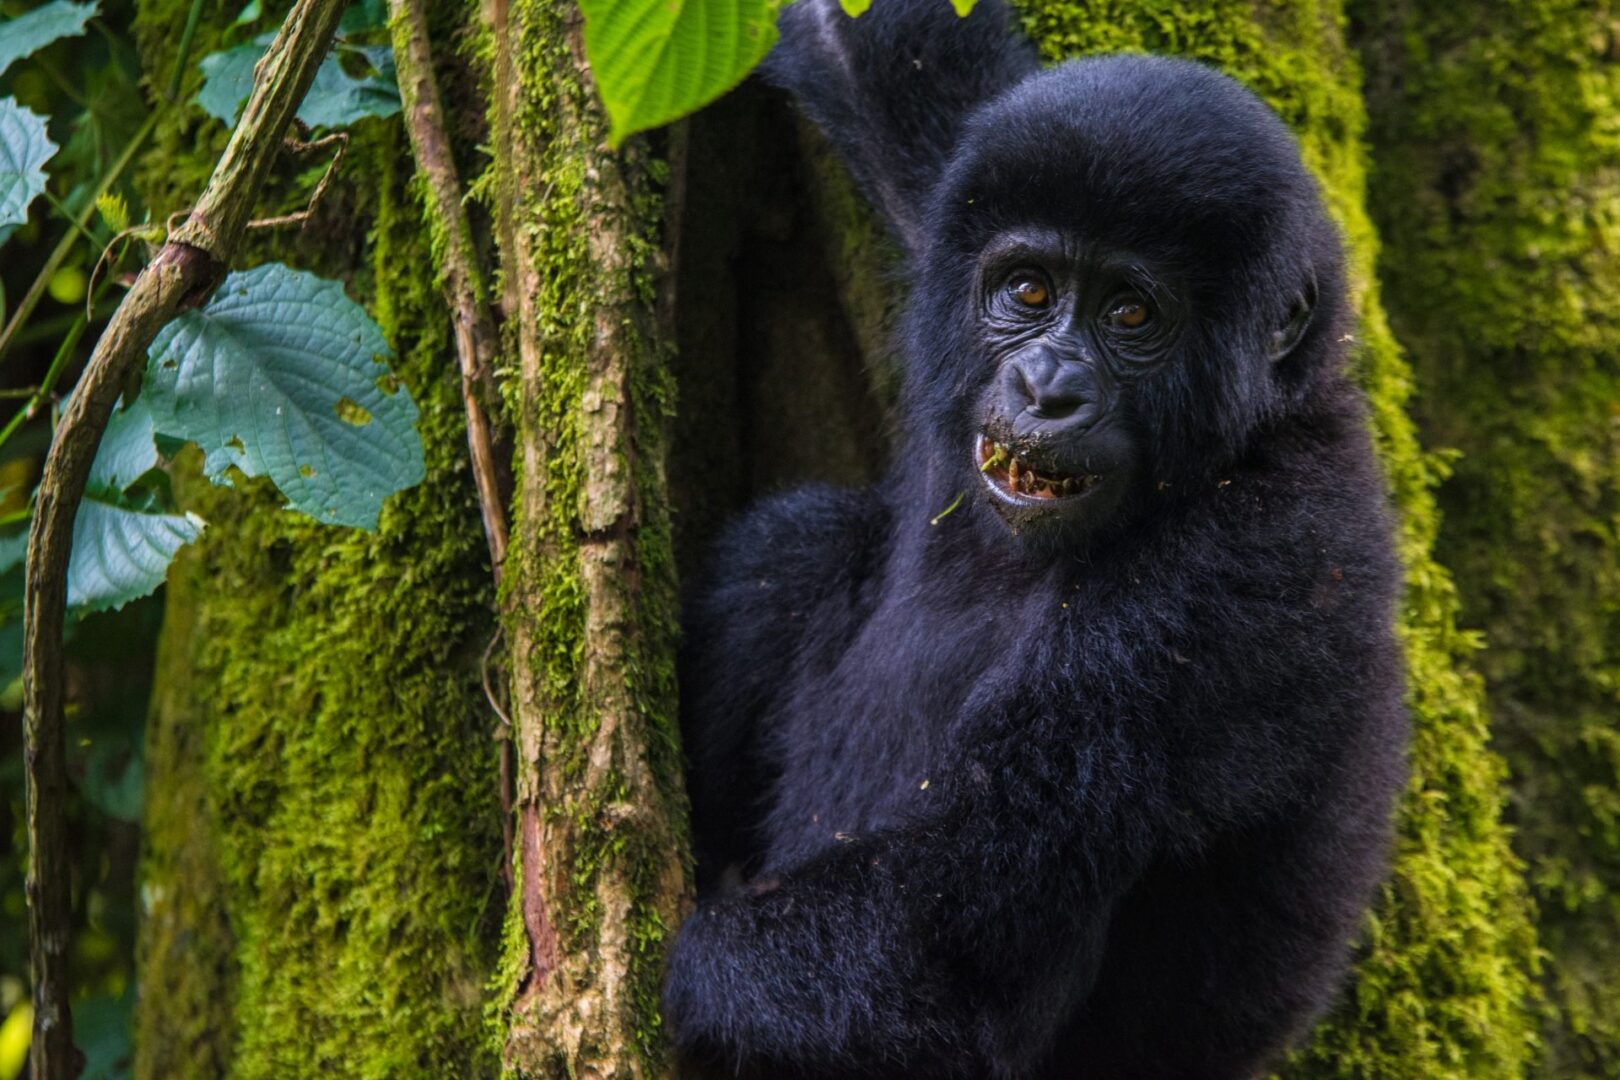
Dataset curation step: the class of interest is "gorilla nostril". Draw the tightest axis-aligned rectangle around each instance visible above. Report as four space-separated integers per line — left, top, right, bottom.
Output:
1030 393 1086 421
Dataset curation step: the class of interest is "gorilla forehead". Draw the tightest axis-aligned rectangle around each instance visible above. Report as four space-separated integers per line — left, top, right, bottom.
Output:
933 54 1327 265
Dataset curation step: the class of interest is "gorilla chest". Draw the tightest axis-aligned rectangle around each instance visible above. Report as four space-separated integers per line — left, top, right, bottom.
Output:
759 595 1017 868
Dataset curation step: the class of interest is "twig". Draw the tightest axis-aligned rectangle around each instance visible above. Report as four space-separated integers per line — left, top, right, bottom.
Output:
387 0 510 581
481 629 515 892
20 2 348 1075
247 131 348 231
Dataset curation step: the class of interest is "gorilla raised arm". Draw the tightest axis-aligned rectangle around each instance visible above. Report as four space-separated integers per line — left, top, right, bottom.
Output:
665 2 1407 1077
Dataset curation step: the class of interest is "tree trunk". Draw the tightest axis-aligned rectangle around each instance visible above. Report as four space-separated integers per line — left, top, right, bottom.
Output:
1355 0 1620 1072
131 0 1542 1074
485 1 691 1073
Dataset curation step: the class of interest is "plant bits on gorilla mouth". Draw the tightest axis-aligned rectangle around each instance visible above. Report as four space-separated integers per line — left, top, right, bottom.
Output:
976 433 1101 503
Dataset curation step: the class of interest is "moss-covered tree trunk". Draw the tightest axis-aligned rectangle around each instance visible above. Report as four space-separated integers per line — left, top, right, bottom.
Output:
1355 1 1620 1073
485 0 691 1072
133 0 1544 1075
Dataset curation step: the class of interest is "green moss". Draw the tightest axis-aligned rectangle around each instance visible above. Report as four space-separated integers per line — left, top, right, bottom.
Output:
135 556 240 1079
1354 0 1620 1072
138 122 504 1078
133 2 505 1072
1015 2 1539 1074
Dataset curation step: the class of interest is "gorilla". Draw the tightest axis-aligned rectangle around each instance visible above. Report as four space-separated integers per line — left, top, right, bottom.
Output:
663 1 1408 1076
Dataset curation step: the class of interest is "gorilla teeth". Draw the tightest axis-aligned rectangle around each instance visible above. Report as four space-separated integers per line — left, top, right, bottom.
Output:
978 435 1098 501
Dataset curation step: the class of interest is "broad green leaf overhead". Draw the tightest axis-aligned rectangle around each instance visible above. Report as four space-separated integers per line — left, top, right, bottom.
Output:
196 36 399 128
0 97 57 229
580 0 780 146
144 263 425 529
68 497 203 615
0 0 97 78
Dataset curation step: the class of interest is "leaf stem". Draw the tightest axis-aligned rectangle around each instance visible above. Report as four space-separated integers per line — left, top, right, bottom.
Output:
39 189 100 251
168 0 209 101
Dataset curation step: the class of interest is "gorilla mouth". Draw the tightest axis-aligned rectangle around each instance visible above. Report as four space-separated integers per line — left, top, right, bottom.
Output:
976 434 1101 502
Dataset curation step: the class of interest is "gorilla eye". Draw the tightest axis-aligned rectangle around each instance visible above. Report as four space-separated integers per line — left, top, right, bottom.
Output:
1107 296 1151 329
1007 274 1050 309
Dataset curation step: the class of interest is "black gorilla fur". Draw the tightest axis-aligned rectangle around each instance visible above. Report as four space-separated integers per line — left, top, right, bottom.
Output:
663 2 1408 1076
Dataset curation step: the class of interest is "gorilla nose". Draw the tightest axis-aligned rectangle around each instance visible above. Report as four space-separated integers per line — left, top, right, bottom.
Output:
1001 356 1102 435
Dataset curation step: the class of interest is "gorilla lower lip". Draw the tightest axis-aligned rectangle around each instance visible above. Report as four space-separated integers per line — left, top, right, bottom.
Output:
976 434 1099 501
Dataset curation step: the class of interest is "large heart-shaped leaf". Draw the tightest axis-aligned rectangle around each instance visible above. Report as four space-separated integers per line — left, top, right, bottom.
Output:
579 0 779 146
197 35 399 129
0 97 57 229
0 0 98 78
144 263 424 529
68 497 203 615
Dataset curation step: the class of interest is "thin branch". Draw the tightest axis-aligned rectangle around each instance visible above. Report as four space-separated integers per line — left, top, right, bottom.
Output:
21 1 348 1075
246 131 348 231
387 0 510 582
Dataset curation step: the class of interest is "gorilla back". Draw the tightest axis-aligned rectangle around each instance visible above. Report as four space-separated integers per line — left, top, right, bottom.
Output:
665 3 1407 1077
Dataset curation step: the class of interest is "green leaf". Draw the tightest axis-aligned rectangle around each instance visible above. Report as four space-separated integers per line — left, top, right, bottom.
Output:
337 0 386 34
948 0 975 14
580 0 780 146
0 97 57 229
145 263 425 529
296 44 399 128
196 35 399 128
73 988 134 1080
0 529 26 577
68 496 202 615
88 396 160 495
0 0 98 78
838 0 872 14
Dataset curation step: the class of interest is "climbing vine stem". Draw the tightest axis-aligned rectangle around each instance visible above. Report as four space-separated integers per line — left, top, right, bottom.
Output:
20 0 347 1073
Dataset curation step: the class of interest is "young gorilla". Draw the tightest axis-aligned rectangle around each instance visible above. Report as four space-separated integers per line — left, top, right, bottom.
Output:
664 2 1407 1076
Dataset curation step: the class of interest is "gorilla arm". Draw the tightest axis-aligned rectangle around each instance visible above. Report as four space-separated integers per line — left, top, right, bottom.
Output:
679 486 888 886
665 688 1160 1078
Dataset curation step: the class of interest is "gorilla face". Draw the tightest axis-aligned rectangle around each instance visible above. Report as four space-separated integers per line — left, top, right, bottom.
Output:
969 227 1182 536
908 56 1342 546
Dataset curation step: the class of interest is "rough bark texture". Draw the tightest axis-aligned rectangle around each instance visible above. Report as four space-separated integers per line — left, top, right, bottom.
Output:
1016 2 1541 1075
483 2 691 1075
1355 0 1620 1072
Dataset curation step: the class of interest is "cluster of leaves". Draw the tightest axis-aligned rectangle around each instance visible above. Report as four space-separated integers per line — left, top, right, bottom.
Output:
0 0 418 1072
0 0 418 668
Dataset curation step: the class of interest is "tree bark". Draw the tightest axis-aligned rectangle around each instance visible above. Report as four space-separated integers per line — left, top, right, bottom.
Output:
486 1 691 1074
1355 0 1620 1072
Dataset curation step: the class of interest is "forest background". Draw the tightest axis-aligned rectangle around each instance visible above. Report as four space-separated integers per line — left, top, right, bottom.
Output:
0 0 1614 1076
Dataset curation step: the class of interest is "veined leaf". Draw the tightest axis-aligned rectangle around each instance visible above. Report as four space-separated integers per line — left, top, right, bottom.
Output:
145 263 425 530
197 35 399 129
68 497 202 615
0 97 57 229
580 0 779 146
0 0 98 78
88 396 160 495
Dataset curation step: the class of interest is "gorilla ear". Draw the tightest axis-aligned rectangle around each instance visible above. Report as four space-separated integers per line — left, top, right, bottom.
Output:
1270 274 1318 363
